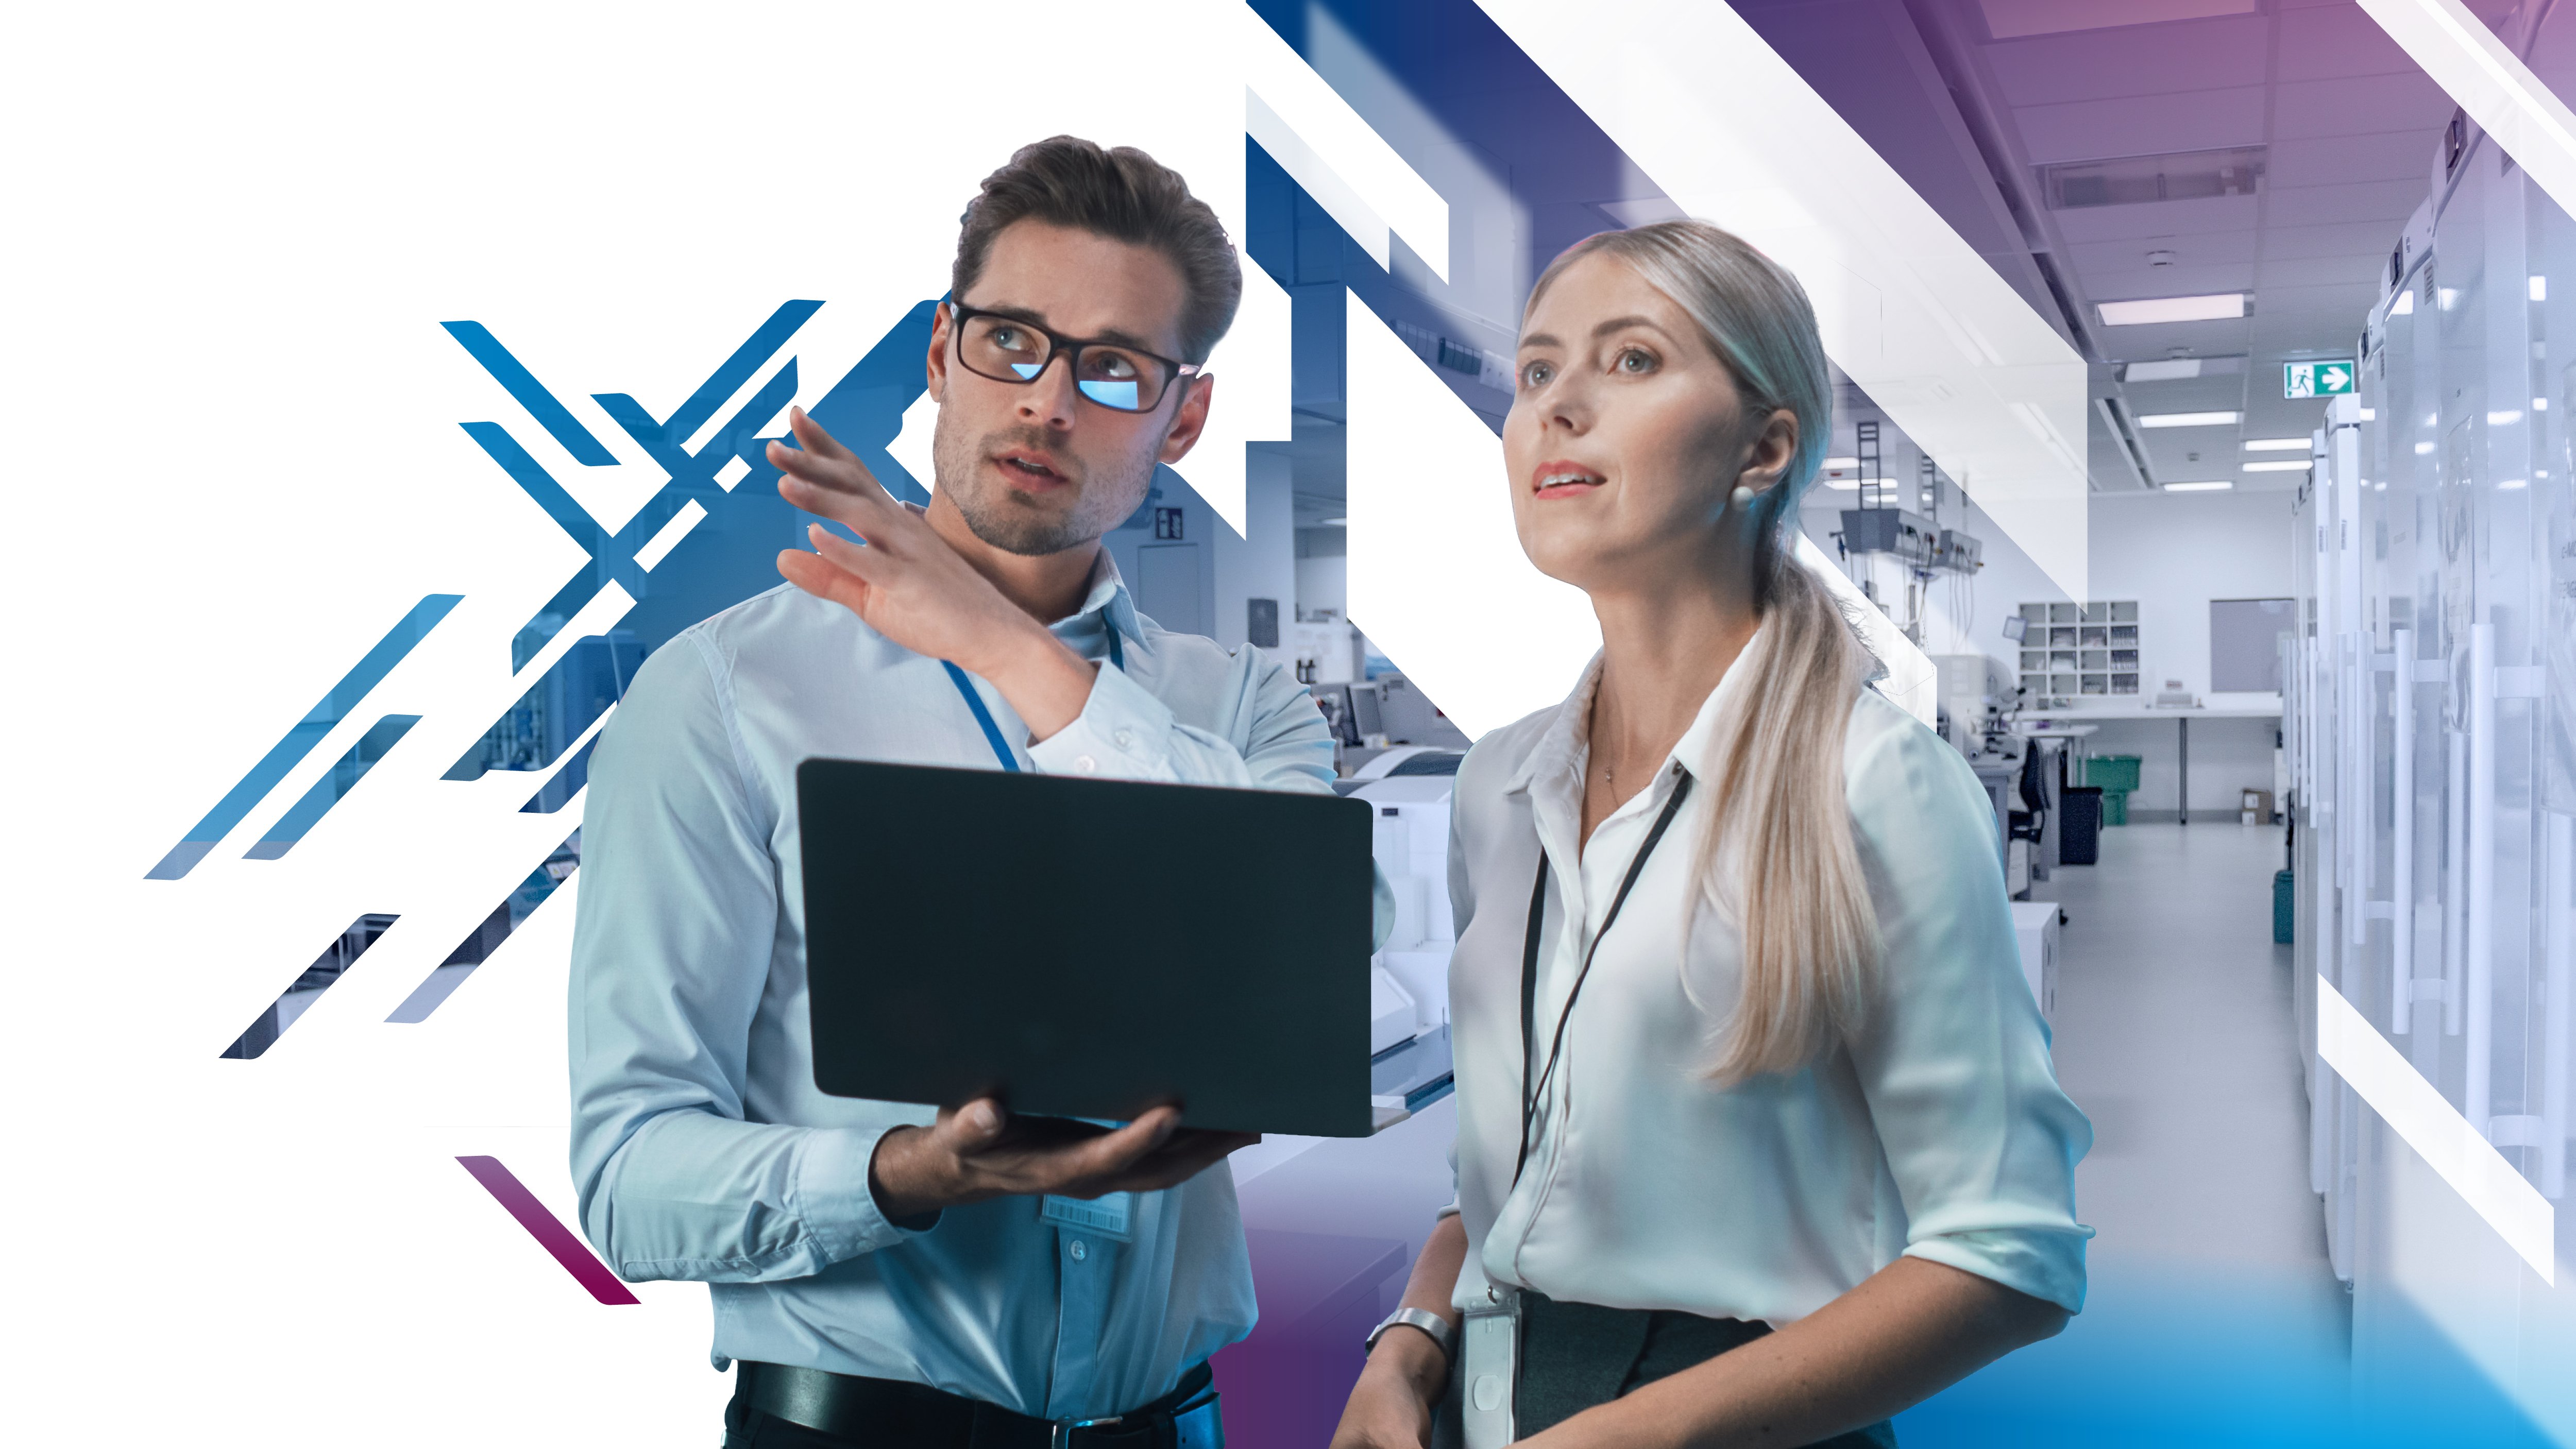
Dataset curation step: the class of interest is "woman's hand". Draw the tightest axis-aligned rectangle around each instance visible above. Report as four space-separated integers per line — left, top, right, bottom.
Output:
1332 1214 1469 1448
1328 1329 1446 1449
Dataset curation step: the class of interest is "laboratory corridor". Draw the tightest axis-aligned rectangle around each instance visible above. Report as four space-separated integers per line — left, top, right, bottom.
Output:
1897 821 2547 1448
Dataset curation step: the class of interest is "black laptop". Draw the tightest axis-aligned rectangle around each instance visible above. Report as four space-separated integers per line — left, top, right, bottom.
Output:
797 758 1379 1137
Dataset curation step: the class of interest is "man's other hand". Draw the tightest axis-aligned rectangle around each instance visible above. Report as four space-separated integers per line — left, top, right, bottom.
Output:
868 1099 1260 1222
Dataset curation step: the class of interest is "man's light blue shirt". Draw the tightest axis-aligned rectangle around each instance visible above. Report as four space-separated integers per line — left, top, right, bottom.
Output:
567 555 1354 1421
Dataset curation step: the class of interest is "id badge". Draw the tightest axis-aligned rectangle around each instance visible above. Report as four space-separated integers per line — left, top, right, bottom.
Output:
1458 1284 1519 1449
1040 1192 1134 1242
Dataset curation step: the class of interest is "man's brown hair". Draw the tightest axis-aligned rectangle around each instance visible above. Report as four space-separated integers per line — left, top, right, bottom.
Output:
953 136 1244 366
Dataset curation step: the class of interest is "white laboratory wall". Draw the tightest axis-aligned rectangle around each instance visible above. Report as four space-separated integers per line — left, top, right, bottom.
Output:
1212 449 1297 653
1103 474 1222 639
1297 551 1349 620
2088 490 2300 702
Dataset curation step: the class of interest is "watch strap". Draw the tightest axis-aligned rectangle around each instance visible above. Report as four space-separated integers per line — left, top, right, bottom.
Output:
1364 1305 1458 1363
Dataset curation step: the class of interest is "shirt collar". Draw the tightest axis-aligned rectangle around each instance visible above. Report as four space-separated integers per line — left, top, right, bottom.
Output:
1505 653 1604 799
1071 548 1143 650
1505 628 1769 797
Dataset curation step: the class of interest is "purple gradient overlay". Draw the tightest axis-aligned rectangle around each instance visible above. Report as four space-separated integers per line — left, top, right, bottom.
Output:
455 1154 640 1306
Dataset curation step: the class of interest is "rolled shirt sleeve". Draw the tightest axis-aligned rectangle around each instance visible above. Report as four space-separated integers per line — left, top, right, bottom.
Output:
568 635 928 1282
1841 706 2095 1313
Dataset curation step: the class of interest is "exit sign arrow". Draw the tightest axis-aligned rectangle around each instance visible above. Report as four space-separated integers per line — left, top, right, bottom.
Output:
2285 360 2356 398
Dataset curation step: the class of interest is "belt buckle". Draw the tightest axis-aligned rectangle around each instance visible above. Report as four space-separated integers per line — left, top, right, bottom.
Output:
1050 1412 1124 1448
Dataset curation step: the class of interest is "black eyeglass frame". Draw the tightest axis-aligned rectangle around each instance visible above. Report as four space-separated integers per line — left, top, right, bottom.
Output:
943 302 1205 415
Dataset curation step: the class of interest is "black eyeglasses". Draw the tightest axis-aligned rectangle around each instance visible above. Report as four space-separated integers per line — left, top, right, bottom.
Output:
946 302 1202 414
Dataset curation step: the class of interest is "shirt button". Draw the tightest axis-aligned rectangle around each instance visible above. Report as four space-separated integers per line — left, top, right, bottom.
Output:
1073 755 1098 773
1069 1239 1089 1262
1113 728 1134 749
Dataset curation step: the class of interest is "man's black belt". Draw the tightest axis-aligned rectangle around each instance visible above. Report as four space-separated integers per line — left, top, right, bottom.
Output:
736 1358 1221 1448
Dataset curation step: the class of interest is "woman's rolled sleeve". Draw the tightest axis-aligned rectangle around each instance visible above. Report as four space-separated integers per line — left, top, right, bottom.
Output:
1840 702 2094 1314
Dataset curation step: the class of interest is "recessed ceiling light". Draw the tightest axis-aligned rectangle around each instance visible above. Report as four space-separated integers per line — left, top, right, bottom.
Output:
2533 276 2548 301
2097 293 2249 326
2243 437 2310 451
2136 411 2243 428
2123 359 2202 382
2164 481 2233 491
1822 477 1902 491
2243 460 2311 472
1821 456 1860 470
2499 478 2529 490
2488 410 2524 425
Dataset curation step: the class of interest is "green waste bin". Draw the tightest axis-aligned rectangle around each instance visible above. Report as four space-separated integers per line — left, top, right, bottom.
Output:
2274 870 2295 944
2085 756 2141 828
2084 755 2142 791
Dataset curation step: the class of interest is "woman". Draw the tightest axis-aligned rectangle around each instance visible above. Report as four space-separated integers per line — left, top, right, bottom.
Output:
1329 222 2090 1449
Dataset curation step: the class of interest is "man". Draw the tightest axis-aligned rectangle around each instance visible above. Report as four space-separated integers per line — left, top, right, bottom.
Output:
569 137 1355 1446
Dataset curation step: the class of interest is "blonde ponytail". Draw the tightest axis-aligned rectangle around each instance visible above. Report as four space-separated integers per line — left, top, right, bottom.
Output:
1689 553 1880 1081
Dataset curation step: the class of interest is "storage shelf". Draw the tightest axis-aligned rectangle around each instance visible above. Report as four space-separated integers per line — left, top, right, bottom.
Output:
2020 601 2140 709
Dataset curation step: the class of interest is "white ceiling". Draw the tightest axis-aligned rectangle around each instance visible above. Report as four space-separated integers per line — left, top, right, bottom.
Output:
1957 0 2513 491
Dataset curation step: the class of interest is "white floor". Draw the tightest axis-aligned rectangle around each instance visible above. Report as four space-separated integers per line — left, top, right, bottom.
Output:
2038 820 2341 1287
1900 820 2355 1443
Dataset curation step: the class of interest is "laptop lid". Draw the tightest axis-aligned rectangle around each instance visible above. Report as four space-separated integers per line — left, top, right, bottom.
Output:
797 758 1378 1137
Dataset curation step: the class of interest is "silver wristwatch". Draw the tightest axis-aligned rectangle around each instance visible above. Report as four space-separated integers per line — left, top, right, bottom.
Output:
1364 1305 1458 1363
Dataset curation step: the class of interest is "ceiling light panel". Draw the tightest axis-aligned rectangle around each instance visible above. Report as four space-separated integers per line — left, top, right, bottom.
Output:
2244 460 2312 472
1981 0 2256 39
2123 359 2201 382
2137 411 2244 428
2098 294 2251 326
2040 146 2268 211
2244 437 2312 451
2164 480 2235 491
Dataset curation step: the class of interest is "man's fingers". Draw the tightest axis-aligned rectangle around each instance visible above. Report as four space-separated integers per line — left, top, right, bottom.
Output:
1059 1108 1179 1181
943 1098 1009 1153
776 549 871 612
769 442 887 505
807 523 890 577
785 404 860 463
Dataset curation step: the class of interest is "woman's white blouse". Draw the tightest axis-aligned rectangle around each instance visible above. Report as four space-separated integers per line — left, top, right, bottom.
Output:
1445 653 2093 1325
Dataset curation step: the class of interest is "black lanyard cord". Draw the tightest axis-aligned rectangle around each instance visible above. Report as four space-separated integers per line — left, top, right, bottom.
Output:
1515 768 1696 1185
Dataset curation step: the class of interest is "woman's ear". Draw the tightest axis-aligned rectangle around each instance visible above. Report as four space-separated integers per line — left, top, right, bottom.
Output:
1737 407 1799 492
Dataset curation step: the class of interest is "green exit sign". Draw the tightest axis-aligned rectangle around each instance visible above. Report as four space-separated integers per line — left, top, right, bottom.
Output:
2284 360 2354 397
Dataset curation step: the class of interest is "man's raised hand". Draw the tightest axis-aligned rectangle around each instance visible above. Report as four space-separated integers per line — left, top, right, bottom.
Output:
770 407 1038 674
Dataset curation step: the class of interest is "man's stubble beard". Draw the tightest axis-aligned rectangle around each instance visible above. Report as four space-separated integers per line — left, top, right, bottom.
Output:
929 406 1157 559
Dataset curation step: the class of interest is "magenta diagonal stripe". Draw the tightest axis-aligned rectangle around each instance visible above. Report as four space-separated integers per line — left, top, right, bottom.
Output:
455 1155 640 1305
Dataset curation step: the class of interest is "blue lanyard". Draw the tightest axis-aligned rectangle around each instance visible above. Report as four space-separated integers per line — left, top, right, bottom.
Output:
940 626 1124 773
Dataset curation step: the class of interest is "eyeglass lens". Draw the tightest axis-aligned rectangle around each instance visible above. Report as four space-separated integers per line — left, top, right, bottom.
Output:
958 313 1167 412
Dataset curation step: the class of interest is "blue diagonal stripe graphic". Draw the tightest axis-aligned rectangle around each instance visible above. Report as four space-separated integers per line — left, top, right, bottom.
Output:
147 595 461 880
654 299 822 446
442 321 618 467
460 421 612 556
244 713 422 859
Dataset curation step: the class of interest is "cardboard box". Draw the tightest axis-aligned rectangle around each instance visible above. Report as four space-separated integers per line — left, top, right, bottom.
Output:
2241 788 2275 824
